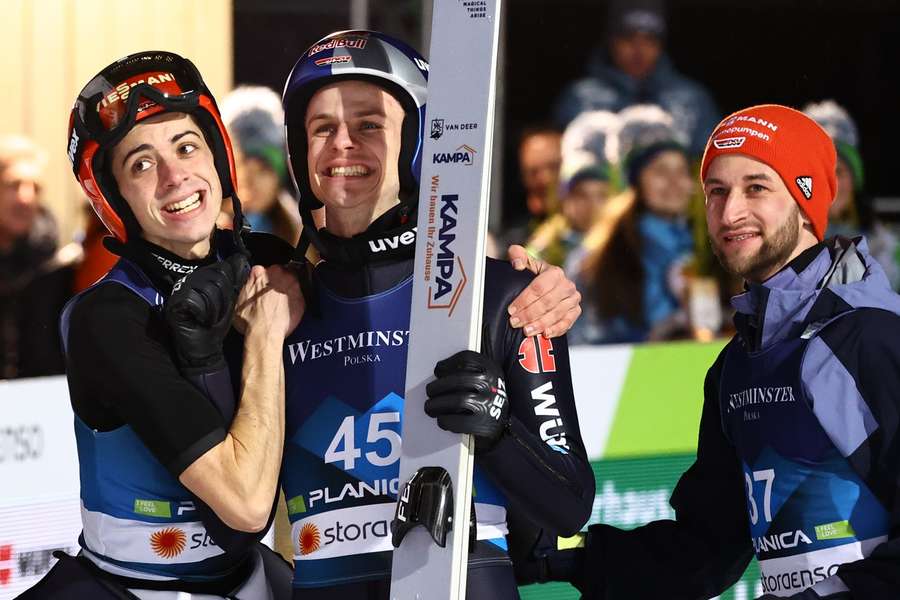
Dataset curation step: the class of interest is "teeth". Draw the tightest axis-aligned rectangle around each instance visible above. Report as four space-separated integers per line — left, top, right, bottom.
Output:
727 233 757 242
329 165 369 177
165 192 201 214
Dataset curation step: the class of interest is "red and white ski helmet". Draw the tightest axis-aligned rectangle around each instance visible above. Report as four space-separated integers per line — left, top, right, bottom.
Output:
67 51 242 243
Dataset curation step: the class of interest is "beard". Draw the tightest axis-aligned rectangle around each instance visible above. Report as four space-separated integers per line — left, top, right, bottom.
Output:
712 203 801 282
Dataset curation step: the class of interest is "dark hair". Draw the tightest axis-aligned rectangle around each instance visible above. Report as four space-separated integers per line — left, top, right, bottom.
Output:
518 124 562 148
583 189 645 325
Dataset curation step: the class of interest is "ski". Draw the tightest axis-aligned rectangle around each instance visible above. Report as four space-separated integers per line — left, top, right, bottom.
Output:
389 1 503 599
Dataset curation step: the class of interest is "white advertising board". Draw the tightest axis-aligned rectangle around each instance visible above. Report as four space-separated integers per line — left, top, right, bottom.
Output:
0 376 81 599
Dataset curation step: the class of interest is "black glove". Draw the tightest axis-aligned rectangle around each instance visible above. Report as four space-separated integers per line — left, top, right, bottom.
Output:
164 253 250 375
424 345 509 452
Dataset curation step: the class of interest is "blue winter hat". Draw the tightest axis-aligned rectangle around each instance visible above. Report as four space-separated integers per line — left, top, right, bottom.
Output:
220 85 287 181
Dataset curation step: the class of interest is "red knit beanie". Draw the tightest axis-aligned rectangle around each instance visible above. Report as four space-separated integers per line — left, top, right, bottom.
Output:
700 104 837 241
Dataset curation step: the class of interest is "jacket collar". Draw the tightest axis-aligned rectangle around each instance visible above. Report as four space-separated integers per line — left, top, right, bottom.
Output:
730 236 897 351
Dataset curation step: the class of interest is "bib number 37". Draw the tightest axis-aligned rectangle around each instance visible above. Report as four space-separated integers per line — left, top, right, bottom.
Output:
745 468 775 525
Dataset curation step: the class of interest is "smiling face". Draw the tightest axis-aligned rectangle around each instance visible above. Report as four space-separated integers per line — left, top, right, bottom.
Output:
638 149 693 219
305 80 405 237
563 178 609 233
704 154 818 283
109 112 222 259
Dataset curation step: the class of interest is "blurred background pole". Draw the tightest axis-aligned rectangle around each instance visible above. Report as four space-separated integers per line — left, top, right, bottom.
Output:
490 4 506 234
350 0 369 29
420 0 432 57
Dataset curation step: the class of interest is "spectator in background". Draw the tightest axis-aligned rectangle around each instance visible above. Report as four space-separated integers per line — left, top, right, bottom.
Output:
219 85 302 245
528 163 611 269
570 105 695 345
804 100 868 238
0 134 80 378
553 0 719 157
498 125 562 248
72 204 118 292
527 110 619 269
804 100 900 291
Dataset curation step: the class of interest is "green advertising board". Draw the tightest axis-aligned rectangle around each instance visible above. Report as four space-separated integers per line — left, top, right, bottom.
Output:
519 340 763 599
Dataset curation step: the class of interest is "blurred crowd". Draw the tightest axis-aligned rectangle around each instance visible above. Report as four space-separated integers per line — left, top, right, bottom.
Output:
495 0 900 346
3 0 899 379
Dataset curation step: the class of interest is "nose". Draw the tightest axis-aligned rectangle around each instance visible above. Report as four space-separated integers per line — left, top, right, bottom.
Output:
330 122 355 152
15 181 38 206
718 188 749 228
156 155 190 191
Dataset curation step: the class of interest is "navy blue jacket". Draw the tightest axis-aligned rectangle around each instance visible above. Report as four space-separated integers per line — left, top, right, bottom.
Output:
574 237 900 599
553 52 719 156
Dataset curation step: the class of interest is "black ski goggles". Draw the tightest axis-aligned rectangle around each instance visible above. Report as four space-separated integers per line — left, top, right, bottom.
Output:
70 51 214 164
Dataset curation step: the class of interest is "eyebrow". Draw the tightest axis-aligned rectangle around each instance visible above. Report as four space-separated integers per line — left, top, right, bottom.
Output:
119 129 202 167
704 173 774 186
306 109 387 126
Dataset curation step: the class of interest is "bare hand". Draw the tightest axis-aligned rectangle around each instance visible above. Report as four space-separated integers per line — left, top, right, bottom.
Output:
506 244 582 339
234 265 305 338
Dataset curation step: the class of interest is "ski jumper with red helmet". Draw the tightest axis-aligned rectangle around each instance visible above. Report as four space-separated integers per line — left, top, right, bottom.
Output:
56 52 281 595
67 50 245 245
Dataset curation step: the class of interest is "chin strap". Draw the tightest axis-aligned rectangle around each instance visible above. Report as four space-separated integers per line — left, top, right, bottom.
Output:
295 203 418 268
227 190 251 259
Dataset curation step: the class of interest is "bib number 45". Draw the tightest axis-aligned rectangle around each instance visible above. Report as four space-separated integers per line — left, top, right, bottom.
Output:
325 412 402 470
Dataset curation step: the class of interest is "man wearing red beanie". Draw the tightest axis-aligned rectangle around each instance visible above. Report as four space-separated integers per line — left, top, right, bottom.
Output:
520 105 900 599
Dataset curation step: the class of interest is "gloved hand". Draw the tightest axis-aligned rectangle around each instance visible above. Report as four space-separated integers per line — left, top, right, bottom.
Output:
164 253 250 375
424 346 509 452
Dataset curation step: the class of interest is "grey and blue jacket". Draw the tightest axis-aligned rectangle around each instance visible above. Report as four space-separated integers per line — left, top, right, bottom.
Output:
573 237 900 599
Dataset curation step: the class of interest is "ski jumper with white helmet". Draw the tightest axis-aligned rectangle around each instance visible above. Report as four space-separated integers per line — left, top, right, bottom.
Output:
283 30 426 266
278 31 595 598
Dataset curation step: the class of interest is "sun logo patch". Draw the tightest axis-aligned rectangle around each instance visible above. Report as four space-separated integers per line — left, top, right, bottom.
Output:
299 523 321 555
150 527 187 559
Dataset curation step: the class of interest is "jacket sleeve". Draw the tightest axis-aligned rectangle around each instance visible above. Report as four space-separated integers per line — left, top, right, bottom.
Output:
476 259 596 537
65 285 228 477
814 309 900 599
574 346 754 599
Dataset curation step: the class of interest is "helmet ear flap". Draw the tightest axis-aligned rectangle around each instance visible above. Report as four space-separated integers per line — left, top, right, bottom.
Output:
393 87 423 206
93 154 143 240
285 115 324 212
